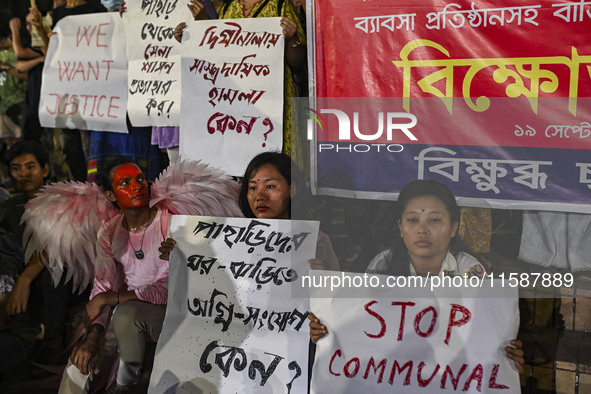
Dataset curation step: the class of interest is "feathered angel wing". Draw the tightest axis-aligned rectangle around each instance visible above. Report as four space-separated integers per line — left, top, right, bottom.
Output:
150 160 243 217
22 182 119 293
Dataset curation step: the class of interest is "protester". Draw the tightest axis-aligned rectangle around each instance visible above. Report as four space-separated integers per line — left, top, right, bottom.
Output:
171 0 306 165
159 151 340 271
308 180 525 372
121 0 218 165
59 161 168 393
224 0 306 166
240 151 340 270
56 159 241 393
0 141 87 375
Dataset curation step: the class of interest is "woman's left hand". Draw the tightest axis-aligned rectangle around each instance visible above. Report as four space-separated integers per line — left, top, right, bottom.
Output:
173 23 186 43
159 238 177 260
308 313 328 343
280 17 297 40
505 339 525 374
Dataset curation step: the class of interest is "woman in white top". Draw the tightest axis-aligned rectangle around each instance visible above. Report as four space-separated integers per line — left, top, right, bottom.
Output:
309 180 524 371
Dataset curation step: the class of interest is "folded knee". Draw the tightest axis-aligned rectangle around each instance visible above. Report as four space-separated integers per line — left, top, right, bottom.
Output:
111 302 143 331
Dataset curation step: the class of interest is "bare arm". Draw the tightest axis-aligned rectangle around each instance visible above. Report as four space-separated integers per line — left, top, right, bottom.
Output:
0 61 27 80
15 55 45 73
81 289 138 326
6 253 44 315
9 18 38 60
280 17 306 68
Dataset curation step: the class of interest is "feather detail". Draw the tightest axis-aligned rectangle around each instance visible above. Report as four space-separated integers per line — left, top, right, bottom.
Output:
21 182 119 293
150 160 243 218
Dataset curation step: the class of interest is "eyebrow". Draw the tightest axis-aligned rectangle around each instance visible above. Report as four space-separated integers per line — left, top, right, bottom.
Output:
404 210 445 215
11 161 37 167
249 177 277 183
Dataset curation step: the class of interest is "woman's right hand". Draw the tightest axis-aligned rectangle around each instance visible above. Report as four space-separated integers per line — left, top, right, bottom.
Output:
308 313 328 343
119 0 126 17
159 237 177 260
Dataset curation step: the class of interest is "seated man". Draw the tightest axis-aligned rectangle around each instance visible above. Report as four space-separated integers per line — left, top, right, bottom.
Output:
0 140 84 372
59 161 169 393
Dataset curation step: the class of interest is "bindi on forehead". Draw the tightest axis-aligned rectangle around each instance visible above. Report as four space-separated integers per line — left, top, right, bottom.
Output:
405 209 445 215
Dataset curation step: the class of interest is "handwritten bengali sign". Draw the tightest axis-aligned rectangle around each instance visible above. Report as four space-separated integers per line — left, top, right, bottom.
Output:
309 272 520 393
179 18 284 176
122 0 191 126
149 216 318 394
39 13 128 132
311 0 591 212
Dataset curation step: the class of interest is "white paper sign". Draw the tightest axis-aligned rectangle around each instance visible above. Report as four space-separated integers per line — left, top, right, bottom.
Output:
310 272 520 394
179 18 284 175
123 0 191 126
149 216 318 394
39 14 128 132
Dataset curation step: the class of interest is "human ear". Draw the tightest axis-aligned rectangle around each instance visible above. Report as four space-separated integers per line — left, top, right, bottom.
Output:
41 164 50 178
289 183 296 199
106 190 117 203
398 219 403 238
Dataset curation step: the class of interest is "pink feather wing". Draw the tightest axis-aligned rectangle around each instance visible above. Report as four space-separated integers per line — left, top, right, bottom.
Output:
150 160 243 218
22 182 119 293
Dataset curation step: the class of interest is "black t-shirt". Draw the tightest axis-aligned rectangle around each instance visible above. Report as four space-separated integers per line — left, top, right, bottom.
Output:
52 1 108 28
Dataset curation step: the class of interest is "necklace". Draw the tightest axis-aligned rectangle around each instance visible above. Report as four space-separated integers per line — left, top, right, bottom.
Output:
126 210 152 260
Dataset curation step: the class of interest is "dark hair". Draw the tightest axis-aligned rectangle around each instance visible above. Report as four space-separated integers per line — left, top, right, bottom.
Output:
95 157 139 193
5 140 50 169
238 152 294 218
384 180 471 275
396 180 460 224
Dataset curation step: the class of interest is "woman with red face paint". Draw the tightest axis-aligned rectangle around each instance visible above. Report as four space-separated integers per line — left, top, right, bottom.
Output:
17 157 241 393
59 161 170 394
308 180 525 374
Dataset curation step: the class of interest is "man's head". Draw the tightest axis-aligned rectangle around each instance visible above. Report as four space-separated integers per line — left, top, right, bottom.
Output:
104 162 149 210
5 141 50 199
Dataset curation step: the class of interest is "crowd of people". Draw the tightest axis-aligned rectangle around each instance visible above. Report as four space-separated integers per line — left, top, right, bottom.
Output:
0 0 529 393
